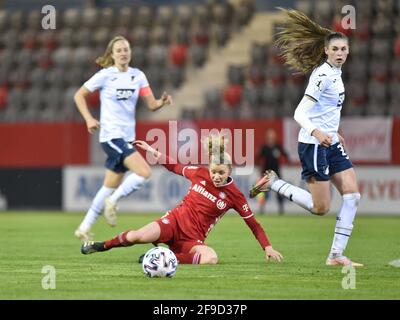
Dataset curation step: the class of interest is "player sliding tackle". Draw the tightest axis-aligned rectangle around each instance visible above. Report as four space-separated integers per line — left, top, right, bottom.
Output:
81 135 283 264
250 8 363 267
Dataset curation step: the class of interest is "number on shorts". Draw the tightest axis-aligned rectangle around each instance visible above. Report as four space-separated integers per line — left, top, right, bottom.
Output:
337 144 349 159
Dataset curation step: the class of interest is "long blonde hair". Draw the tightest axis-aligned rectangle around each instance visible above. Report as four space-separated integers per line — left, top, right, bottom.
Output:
202 134 232 169
274 8 347 74
95 36 130 68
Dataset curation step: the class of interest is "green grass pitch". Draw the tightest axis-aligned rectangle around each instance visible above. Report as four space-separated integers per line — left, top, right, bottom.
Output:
0 212 399 300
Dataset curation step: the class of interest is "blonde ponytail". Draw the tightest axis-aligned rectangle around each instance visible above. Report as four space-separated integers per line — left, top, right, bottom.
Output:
203 134 232 167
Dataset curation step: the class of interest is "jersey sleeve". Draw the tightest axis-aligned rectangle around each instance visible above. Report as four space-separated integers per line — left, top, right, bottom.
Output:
233 188 271 249
137 71 151 97
304 71 331 101
160 155 199 180
83 70 107 92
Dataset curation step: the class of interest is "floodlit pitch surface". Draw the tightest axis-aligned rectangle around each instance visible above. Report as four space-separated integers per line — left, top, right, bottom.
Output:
0 212 399 299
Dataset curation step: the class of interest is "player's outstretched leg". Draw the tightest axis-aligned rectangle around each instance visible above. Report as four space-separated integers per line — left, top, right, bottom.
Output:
81 241 108 255
250 170 315 213
249 170 278 198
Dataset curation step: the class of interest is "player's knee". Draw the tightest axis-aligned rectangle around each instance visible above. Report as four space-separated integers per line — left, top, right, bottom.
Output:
126 230 137 242
137 167 151 179
313 205 330 216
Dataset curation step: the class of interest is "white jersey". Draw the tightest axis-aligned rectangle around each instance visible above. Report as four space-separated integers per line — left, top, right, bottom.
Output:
84 66 149 143
298 61 345 145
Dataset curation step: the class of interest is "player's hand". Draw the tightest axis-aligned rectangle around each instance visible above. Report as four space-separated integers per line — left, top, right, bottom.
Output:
159 92 172 107
86 118 100 134
312 129 332 148
132 140 150 151
265 246 283 262
133 140 161 159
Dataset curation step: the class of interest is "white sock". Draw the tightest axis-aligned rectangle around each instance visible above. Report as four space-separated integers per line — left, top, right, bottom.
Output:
79 186 115 231
329 193 361 257
271 179 314 213
107 173 147 204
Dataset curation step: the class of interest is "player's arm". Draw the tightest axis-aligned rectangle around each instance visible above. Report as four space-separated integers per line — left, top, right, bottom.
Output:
294 95 332 147
133 140 195 177
141 87 173 111
74 86 100 134
235 196 283 262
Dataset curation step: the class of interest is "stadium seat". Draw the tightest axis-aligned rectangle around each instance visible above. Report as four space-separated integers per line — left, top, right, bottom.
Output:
38 31 58 50
157 6 173 28
204 87 222 110
222 83 243 109
369 59 389 83
45 67 65 89
242 83 263 107
0 10 9 33
148 44 168 67
137 6 154 28
0 86 8 110
10 10 24 31
100 8 115 29
189 44 208 67
131 45 147 69
0 48 15 70
81 7 99 29
166 65 185 88
370 37 392 59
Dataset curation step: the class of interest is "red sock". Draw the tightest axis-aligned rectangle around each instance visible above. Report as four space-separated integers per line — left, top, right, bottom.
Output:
175 252 201 264
104 230 133 249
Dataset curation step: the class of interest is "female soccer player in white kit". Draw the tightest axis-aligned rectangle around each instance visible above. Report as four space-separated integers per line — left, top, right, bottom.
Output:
74 36 172 241
250 9 363 267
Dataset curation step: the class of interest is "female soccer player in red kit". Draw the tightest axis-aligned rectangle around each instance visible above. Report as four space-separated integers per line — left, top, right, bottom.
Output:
81 135 283 264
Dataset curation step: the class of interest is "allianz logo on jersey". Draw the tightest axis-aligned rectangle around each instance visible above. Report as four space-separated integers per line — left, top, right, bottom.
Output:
192 184 227 209
116 88 135 100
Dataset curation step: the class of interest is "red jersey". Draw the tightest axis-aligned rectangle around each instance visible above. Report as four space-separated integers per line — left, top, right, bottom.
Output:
162 156 271 250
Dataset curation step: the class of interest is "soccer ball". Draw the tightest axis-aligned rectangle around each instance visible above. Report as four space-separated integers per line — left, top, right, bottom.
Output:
142 246 178 278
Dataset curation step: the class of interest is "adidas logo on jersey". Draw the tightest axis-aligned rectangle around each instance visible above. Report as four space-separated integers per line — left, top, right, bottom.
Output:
200 180 206 186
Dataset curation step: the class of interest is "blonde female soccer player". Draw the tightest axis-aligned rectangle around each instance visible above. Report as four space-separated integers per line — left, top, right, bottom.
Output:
74 36 172 241
81 135 283 264
250 9 363 267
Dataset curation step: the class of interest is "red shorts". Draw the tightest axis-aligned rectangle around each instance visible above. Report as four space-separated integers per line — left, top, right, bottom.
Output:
155 212 205 254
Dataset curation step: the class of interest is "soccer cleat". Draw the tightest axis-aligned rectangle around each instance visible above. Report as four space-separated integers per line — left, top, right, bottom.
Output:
74 228 94 241
81 241 106 255
326 255 364 267
249 170 278 198
104 197 118 227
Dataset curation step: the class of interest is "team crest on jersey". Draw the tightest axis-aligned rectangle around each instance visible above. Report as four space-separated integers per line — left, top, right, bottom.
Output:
216 199 226 210
162 218 170 224
219 192 226 199
116 88 135 100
